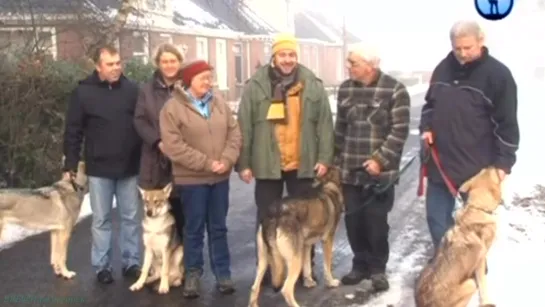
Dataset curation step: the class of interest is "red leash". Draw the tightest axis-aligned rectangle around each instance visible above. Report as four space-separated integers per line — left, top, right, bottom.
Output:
418 145 461 201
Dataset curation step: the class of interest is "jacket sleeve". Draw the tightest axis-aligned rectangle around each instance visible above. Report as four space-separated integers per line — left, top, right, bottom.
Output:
493 70 519 173
419 66 440 133
334 81 349 164
372 85 411 169
235 83 253 172
317 86 334 166
134 85 161 148
220 105 242 169
159 100 212 172
62 87 85 172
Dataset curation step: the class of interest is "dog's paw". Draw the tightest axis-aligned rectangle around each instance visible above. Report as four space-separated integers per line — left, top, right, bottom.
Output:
303 278 317 288
129 282 144 292
61 270 76 279
326 278 340 288
157 282 170 294
479 304 495 307
172 278 182 287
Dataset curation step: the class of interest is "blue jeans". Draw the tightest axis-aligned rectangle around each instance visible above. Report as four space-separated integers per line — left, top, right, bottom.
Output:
178 179 231 280
88 175 142 272
425 180 466 249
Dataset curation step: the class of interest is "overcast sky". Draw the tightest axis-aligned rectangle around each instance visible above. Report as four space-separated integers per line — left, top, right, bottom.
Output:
298 0 543 71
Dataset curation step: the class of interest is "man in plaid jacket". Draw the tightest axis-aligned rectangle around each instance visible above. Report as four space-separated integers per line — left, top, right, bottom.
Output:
334 44 411 291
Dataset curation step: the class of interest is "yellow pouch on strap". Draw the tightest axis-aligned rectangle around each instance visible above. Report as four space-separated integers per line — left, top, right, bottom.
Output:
266 101 285 120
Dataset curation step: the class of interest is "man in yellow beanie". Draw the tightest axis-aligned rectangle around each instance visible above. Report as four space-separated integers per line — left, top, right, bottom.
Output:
236 33 334 285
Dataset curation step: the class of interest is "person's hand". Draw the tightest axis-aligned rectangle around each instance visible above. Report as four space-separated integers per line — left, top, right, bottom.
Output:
239 169 253 183
211 161 225 173
363 159 381 176
314 163 328 177
422 131 434 147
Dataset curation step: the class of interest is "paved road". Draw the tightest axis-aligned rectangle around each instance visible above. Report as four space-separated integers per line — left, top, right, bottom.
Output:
0 94 426 307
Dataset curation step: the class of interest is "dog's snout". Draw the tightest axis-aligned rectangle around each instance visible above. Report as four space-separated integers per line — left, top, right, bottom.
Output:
146 210 153 217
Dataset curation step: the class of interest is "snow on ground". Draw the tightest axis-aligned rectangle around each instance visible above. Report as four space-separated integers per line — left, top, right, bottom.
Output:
358 75 545 306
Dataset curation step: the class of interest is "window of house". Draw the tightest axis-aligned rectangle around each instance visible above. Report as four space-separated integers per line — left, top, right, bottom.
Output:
302 45 311 68
196 37 208 61
0 27 57 61
336 48 343 82
158 33 173 45
263 42 272 62
233 43 243 84
313 46 320 76
215 39 228 90
132 31 149 64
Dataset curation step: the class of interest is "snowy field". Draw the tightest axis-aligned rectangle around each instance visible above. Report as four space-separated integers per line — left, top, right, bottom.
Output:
358 75 545 306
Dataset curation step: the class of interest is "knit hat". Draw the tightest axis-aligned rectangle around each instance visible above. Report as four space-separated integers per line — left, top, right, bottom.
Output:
272 33 298 56
180 59 213 86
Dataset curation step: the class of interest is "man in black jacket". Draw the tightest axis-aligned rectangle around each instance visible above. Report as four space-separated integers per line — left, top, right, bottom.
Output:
63 46 143 284
420 20 519 249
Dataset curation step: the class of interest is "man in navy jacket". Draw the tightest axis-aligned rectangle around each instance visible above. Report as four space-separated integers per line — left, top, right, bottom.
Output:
63 46 142 284
419 20 519 249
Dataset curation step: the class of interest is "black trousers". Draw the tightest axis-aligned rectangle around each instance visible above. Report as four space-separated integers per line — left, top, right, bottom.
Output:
169 196 185 242
254 171 315 262
343 184 395 274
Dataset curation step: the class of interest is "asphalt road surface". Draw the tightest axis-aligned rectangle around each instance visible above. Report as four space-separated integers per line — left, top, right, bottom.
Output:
0 94 426 307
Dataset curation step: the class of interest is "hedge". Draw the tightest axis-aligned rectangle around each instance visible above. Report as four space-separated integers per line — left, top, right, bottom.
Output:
0 58 155 188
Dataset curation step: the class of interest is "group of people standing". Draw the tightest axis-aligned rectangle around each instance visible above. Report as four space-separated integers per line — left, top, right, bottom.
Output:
61 19 519 301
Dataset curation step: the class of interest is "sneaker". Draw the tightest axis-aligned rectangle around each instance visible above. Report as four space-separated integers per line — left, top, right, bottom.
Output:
217 278 236 295
370 273 389 292
341 269 370 285
122 265 141 280
183 270 201 299
97 269 114 284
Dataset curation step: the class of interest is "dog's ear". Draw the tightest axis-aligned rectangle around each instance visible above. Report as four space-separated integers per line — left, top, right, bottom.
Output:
137 186 146 197
162 183 173 196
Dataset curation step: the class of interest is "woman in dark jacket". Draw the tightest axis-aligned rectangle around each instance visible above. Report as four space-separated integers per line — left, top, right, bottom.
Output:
134 43 185 238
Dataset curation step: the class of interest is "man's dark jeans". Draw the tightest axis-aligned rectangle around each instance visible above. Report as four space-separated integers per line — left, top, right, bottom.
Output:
343 184 395 275
178 179 231 280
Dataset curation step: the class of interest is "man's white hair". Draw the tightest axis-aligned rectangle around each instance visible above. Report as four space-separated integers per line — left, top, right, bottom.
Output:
347 43 381 68
449 20 484 41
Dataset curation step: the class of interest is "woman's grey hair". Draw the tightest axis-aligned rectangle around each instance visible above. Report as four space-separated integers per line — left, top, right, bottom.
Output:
347 43 381 68
449 20 484 41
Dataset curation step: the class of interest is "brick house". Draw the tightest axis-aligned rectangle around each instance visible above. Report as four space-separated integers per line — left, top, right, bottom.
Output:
0 0 361 100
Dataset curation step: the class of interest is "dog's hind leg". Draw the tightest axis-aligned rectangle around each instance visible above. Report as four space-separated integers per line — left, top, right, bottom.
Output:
249 226 269 307
278 232 303 307
56 229 76 279
302 244 316 288
322 236 340 288
130 248 154 291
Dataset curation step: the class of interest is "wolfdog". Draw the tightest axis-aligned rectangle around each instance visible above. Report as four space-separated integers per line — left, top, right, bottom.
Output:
249 167 344 307
415 167 502 307
0 161 88 279
129 183 184 294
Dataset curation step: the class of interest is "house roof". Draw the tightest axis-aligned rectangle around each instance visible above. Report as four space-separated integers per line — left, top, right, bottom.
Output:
298 10 362 44
188 0 276 34
0 0 118 14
